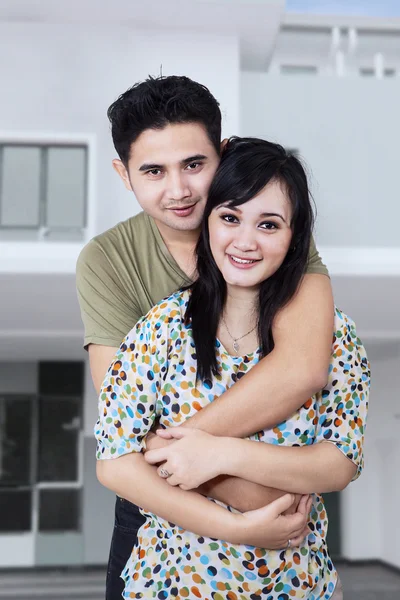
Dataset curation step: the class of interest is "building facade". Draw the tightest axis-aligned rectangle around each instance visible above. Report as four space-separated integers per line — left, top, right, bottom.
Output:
0 0 399 570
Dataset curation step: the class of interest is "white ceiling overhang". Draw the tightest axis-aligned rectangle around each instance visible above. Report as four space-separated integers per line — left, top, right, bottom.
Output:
0 0 285 71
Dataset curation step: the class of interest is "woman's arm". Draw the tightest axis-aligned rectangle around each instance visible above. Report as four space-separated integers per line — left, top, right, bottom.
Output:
181 274 333 437
217 439 356 493
147 429 355 493
95 302 311 548
97 453 311 549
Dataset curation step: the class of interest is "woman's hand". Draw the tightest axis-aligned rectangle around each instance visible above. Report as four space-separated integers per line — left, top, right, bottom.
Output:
231 493 312 549
144 427 224 489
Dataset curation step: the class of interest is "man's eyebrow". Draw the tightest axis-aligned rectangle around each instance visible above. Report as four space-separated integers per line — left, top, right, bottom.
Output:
139 154 208 172
139 162 163 172
181 154 208 165
221 205 287 223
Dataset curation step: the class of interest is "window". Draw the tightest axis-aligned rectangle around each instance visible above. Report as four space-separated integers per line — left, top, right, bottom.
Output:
360 67 396 77
0 143 88 241
0 362 84 534
280 65 318 75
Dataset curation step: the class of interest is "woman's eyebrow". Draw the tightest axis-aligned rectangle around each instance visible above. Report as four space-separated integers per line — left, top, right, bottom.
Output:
221 205 287 224
260 212 286 223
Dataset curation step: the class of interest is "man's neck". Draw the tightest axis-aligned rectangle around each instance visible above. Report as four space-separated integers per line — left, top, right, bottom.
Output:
154 218 200 279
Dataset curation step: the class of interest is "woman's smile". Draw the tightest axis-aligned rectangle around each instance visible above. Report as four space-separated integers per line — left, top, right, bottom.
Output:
227 254 262 269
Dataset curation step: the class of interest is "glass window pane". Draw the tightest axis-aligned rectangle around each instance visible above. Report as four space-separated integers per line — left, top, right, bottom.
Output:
39 489 80 532
39 361 84 396
281 65 317 75
38 397 81 482
0 146 41 227
0 489 31 532
0 395 32 486
46 147 86 230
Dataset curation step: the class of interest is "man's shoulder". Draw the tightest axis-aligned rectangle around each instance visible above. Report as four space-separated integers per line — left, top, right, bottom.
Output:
77 212 150 268
90 212 149 251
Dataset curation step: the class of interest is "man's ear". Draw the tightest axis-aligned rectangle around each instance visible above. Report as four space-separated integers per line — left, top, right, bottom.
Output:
220 138 229 155
112 159 133 191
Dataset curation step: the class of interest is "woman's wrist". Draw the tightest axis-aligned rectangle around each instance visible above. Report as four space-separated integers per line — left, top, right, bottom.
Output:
217 510 243 544
216 437 242 477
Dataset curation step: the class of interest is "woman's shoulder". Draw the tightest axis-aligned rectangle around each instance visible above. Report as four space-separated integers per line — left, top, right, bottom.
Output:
332 306 369 367
135 288 191 333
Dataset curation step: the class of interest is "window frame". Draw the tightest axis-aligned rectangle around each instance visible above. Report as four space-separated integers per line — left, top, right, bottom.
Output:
0 132 96 243
0 392 84 535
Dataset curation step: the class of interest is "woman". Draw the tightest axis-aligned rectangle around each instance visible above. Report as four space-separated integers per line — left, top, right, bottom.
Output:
96 137 369 599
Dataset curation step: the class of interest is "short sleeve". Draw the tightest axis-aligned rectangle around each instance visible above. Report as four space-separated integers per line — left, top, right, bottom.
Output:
94 316 164 459
76 240 142 349
314 308 370 480
306 236 329 277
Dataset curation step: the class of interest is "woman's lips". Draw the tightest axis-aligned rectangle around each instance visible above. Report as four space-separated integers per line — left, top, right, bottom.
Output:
227 254 261 269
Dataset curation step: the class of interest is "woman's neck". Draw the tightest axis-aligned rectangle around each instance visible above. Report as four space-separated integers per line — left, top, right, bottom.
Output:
224 285 259 319
218 285 259 356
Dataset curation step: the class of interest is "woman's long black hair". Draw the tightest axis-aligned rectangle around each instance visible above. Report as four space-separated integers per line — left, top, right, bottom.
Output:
185 137 314 381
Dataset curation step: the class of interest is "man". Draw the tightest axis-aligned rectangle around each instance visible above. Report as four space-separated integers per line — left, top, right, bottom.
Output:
76 75 333 599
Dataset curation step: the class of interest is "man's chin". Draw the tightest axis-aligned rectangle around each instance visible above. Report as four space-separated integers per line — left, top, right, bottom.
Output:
162 214 203 233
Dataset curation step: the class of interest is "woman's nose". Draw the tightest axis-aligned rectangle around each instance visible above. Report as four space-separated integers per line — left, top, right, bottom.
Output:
233 228 257 251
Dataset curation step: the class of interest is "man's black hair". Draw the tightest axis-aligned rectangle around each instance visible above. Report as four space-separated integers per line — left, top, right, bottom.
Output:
107 75 222 165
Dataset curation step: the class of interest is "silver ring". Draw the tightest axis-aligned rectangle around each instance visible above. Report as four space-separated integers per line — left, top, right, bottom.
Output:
287 539 292 548
159 467 171 478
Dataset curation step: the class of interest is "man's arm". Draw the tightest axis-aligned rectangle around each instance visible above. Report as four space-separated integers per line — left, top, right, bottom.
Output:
89 344 118 393
146 308 369 497
145 273 333 511
182 274 333 437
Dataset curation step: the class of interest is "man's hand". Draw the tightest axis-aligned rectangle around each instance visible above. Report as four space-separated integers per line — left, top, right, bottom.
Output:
232 493 312 549
144 427 223 490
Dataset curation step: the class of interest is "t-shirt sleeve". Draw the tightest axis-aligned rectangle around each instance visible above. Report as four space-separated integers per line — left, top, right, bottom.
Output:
314 308 370 481
306 236 329 277
94 316 163 459
76 240 142 349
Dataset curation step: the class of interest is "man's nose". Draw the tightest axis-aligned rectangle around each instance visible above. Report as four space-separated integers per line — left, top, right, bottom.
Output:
166 172 191 201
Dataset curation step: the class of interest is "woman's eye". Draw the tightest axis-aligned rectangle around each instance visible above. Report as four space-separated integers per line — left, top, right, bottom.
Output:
221 214 238 224
260 221 278 230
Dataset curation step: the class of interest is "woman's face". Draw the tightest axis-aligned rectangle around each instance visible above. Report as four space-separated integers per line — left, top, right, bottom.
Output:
208 179 293 291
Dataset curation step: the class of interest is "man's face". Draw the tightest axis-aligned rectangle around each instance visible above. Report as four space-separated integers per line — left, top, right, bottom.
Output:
113 123 220 234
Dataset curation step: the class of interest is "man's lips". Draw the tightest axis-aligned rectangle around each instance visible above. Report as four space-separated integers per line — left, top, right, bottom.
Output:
167 203 197 217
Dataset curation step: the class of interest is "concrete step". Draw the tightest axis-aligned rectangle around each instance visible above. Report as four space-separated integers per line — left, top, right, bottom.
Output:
0 570 106 599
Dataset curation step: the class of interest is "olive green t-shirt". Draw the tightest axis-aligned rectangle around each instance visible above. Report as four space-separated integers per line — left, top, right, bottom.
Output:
76 212 328 348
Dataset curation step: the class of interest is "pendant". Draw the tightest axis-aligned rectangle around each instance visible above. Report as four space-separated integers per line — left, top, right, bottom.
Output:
233 341 239 354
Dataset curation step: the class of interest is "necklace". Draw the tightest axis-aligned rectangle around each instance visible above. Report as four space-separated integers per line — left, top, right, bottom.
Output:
221 316 257 355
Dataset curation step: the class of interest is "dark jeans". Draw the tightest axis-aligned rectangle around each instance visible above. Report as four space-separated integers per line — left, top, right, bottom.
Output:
106 497 146 600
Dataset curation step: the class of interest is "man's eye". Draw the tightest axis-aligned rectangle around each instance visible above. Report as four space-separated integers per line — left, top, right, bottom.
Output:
186 162 201 171
221 214 238 223
147 169 162 176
